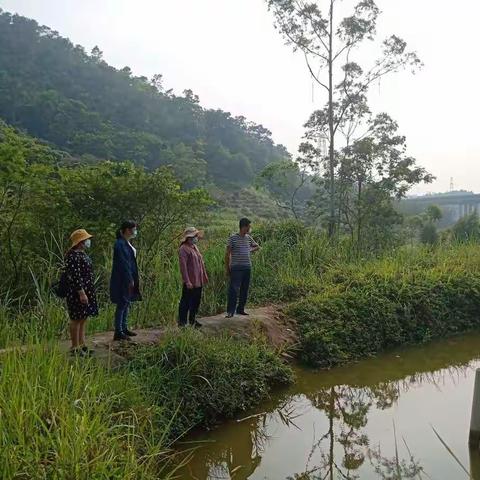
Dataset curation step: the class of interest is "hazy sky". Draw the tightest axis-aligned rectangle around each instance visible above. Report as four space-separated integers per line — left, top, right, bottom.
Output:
1 0 479 194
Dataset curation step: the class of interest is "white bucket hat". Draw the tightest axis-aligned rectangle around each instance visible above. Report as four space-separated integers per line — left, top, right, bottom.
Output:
180 227 204 243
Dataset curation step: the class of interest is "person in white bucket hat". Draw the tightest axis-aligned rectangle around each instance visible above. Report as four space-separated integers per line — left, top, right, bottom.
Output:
178 227 208 327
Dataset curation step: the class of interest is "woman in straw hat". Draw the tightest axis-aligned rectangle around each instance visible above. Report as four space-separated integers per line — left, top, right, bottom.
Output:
65 228 98 356
178 227 208 328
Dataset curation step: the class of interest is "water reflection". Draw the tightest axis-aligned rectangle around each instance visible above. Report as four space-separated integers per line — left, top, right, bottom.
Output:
181 398 298 479
179 333 480 479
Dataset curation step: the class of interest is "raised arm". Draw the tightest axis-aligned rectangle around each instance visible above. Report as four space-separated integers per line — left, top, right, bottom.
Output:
250 235 260 252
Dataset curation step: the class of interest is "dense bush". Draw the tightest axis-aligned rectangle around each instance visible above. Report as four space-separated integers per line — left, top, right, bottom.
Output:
128 329 293 438
419 222 438 245
452 212 480 242
253 219 309 246
287 245 480 367
0 121 211 296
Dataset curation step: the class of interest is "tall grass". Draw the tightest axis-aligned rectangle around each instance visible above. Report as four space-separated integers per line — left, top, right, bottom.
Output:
0 332 293 479
129 329 294 439
0 344 176 479
1 219 479 477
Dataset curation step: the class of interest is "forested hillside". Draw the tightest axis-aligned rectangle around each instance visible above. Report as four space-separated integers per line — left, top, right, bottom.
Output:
0 9 289 188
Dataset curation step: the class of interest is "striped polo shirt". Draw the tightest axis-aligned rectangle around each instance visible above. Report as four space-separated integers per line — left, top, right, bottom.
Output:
228 233 259 268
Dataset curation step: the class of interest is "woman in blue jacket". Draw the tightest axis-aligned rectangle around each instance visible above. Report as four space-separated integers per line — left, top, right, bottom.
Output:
110 220 141 341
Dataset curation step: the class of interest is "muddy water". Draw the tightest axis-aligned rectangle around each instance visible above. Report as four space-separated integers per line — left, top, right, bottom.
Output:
178 333 480 479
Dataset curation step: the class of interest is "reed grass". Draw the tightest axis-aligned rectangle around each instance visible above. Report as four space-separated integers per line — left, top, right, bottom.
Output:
129 329 294 439
0 344 175 479
287 242 480 366
0 330 292 479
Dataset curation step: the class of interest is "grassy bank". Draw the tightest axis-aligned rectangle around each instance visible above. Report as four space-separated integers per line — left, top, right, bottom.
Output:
287 243 480 367
0 219 341 348
0 331 292 479
129 330 293 439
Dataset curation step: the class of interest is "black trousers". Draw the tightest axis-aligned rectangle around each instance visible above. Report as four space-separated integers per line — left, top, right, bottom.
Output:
227 268 251 315
178 285 202 326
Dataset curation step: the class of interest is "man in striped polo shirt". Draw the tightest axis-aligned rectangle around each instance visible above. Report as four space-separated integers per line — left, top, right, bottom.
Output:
225 218 260 318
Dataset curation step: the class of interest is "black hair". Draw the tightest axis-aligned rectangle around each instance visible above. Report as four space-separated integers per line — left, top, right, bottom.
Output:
116 220 137 239
239 218 251 229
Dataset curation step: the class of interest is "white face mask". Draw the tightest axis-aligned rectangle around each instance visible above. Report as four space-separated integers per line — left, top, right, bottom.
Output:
131 229 138 239
84 239 92 248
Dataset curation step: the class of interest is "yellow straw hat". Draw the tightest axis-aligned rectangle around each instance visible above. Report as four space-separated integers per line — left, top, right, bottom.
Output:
70 229 93 248
180 227 204 244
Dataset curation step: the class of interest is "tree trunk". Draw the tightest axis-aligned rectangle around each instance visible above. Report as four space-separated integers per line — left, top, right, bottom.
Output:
327 0 336 238
356 179 362 254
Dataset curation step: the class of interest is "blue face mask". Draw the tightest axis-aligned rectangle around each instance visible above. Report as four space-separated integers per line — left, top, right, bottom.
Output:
131 229 138 239
192 237 199 245
84 239 92 248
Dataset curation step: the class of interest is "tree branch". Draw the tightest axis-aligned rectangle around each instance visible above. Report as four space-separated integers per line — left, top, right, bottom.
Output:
304 53 329 91
295 0 330 52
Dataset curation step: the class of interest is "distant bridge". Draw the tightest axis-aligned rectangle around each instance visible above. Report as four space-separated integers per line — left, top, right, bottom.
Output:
403 193 480 221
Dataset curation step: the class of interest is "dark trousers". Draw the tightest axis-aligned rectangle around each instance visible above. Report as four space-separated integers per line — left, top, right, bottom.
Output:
178 285 203 326
227 268 251 315
114 300 130 334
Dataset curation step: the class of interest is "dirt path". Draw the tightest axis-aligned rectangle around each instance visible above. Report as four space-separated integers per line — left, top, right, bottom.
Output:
89 306 296 347
0 307 297 366
52 306 297 365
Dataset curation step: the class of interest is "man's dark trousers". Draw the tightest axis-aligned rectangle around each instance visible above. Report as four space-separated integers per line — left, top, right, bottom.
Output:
227 267 251 315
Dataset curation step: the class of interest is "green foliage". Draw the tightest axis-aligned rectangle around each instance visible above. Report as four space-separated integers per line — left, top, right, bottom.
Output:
211 186 286 221
0 10 289 189
452 212 480 242
287 244 480 366
0 345 173 479
402 204 443 246
0 333 291 478
419 222 438 245
256 160 316 220
335 114 433 250
425 204 443 223
0 121 212 295
128 330 293 438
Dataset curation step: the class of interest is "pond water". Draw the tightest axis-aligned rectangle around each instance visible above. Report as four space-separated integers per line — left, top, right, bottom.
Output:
178 333 480 479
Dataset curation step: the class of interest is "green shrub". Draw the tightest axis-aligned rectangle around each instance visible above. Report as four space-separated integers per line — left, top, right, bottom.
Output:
420 222 439 245
287 246 480 367
452 212 480 242
128 329 294 438
254 219 308 246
